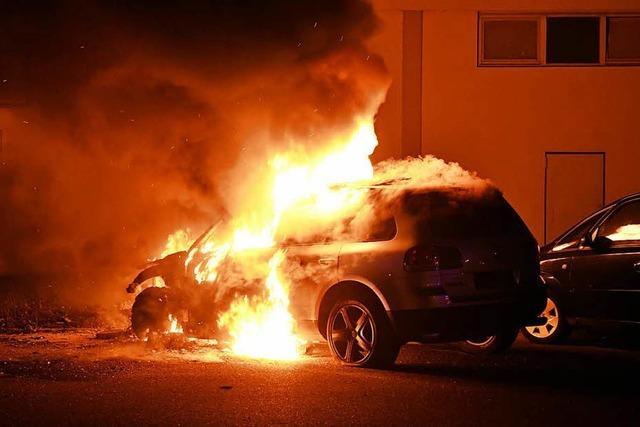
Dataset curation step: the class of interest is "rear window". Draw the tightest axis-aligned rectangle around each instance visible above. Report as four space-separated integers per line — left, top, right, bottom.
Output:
403 191 526 238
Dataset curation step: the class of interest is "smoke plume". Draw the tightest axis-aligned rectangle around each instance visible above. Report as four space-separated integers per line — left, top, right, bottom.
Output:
0 0 387 319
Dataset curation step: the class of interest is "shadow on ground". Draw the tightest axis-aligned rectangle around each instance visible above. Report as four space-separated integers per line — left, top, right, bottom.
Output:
394 335 640 394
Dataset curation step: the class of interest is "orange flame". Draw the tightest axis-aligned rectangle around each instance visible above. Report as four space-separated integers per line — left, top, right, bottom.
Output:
217 250 301 360
185 114 380 360
154 99 495 360
160 229 193 259
167 314 184 334
158 102 492 361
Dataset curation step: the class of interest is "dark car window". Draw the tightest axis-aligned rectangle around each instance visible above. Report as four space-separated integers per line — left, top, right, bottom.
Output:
551 210 604 252
597 200 640 244
361 216 397 242
403 191 526 238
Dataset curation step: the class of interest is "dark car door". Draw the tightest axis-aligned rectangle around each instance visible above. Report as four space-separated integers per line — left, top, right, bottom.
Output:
569 200 640 322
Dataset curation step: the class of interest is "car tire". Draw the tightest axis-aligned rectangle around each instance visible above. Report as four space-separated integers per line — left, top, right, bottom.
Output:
131 287 170 339
521 296 569 344
459 326 519 355
326 293 400 368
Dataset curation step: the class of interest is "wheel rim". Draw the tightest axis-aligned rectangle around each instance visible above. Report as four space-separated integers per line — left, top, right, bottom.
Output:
328 304 375 364
525 298 560 338
466 336 495 346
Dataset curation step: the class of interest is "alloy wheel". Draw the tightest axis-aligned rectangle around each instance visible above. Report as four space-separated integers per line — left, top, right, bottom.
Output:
328 304 376 364
525 298 560 339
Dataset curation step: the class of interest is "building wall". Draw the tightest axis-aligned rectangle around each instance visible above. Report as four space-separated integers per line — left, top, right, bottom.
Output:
369 0 640 243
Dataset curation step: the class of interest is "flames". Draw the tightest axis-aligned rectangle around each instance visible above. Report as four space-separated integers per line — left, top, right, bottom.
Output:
217 250 300 360
167 314 184 334
159 229 194 259
152 103 490 361
173 114 380 360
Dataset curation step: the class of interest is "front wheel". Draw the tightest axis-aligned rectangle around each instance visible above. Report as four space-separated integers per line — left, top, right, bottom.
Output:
326 294 400 368
131 287 171 339
521 297 569 344
459 326 519 355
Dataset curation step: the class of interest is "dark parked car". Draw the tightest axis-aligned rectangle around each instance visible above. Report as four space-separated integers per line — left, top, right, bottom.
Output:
523 192 640 343
130 187 546 367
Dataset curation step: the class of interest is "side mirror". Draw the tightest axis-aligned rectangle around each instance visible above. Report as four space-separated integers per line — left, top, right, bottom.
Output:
540 242 554 254
589 235 613 252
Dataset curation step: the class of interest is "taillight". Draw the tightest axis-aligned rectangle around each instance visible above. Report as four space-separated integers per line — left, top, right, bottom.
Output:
403 245 462 272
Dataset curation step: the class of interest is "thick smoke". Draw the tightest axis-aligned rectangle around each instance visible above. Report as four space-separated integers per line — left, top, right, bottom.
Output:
0 1 387 320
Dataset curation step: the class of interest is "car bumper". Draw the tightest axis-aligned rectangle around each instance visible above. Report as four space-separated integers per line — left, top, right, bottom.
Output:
389 286 546 342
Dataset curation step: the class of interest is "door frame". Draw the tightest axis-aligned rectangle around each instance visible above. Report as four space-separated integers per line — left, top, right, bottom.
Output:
544 151 606 244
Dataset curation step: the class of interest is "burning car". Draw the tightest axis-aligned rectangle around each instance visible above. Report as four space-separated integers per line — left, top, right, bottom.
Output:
127 184 546 368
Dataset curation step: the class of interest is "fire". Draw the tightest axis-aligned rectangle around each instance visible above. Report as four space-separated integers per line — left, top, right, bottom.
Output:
167 314 183 334
149 229 195 288
160 229 193 259
217 250 301 360
184 114 380 360
152 104 491 361
152 100 490 361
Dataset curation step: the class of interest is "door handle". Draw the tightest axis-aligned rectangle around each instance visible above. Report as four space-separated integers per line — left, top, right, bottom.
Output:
318 257 337 266
634 261 640 273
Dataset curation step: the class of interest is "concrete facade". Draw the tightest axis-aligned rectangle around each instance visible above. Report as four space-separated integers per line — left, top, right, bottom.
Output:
369 0 640 243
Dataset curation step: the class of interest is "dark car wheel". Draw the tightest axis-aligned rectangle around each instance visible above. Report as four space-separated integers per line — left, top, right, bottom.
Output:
131 287 170 339
459 326 519 355
326 294 400 368
521 297 569 344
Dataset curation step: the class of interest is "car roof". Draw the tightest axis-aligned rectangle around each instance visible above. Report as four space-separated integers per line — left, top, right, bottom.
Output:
613 192 640 204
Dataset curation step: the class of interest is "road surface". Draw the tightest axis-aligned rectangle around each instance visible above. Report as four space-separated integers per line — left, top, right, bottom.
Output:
0 330 638 426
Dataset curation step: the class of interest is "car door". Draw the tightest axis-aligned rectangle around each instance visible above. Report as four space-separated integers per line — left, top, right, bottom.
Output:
569 199 640 322
541 206 612 316
283 240 341 335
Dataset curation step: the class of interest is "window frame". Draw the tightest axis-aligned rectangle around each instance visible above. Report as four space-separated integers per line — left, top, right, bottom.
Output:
478 12 640 67
478 14 543 65
545 15 602 65
605 14 640 65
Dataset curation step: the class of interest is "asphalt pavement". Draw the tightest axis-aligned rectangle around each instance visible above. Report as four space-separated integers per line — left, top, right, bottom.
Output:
0 330 638 426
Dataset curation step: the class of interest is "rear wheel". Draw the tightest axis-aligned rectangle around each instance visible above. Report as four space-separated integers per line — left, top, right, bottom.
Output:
521 297 569 344
131 287 170 339
459 326 519 355
326 294 400 368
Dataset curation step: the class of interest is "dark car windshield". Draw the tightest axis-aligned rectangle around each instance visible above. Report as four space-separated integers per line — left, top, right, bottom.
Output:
549 204 614 252
403 190 527 238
